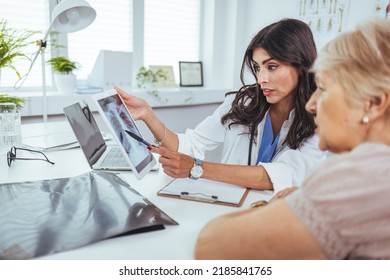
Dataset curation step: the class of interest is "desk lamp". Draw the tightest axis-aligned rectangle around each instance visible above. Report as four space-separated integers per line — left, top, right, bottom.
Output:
15 0 96 122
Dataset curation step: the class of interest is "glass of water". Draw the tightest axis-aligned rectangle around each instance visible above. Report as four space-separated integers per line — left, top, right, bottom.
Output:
0 102 22 152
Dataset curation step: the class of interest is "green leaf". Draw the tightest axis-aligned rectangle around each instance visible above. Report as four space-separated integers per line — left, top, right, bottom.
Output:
0 19 40 77
0 94 26 110
47 56 79 74
136 66 168 88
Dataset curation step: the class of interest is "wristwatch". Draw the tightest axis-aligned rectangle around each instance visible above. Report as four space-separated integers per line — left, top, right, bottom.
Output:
189 158 203 180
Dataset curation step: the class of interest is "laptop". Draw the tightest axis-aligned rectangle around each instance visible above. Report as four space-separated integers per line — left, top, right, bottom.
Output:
63 100 132 171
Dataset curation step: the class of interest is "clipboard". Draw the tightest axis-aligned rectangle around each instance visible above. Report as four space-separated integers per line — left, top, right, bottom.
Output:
158 178 250 207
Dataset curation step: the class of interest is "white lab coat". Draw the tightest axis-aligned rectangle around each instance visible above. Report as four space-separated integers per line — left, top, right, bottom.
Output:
177 94 326 192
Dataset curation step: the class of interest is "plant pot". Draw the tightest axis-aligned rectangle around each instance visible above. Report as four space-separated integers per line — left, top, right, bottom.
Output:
54 73 76 94
141 81 158 94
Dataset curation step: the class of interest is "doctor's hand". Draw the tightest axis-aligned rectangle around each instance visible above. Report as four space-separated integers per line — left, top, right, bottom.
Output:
115 86 154 122
149 146 194 178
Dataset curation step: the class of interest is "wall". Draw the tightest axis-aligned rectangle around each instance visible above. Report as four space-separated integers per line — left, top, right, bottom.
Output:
200 0 238 90
228 0 387 89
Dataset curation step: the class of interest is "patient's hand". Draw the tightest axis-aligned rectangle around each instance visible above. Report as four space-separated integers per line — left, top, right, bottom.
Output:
269 186 298 203
250 186 298 208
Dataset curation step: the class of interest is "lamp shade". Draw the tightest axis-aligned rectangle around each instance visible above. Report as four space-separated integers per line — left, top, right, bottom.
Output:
51 0 96 33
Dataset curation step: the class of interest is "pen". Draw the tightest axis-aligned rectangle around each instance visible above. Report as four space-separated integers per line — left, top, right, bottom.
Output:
125 130 156 147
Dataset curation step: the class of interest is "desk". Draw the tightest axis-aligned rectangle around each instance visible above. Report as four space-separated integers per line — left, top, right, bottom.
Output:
0 121 273 260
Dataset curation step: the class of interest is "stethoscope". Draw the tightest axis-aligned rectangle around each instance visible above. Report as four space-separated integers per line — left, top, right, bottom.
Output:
247 128 256 166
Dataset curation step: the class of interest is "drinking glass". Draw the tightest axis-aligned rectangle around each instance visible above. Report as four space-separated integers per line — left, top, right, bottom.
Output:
0 102 22 152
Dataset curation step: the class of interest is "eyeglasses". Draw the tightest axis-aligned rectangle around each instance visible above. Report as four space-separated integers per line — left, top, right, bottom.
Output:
7 146 55 167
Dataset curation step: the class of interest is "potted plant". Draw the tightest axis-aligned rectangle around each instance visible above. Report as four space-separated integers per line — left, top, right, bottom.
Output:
0 94 25 110
0 19 38 85
136 66 168 94
47 56 79 94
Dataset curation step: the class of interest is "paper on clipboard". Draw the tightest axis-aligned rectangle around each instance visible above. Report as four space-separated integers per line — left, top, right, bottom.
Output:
158 178 249 207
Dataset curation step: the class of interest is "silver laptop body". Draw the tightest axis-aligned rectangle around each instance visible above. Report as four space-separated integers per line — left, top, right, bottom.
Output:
63 101 131 171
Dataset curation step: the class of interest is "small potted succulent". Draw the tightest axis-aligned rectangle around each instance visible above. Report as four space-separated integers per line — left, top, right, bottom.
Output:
47 56 79 94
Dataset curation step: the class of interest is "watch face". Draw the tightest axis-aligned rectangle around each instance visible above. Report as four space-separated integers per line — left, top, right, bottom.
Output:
191 165 203 178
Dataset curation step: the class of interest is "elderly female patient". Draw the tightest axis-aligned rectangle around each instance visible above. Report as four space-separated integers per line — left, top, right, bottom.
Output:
195 19 390 260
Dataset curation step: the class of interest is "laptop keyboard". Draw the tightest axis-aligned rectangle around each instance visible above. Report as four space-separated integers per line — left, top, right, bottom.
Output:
101 147 129 167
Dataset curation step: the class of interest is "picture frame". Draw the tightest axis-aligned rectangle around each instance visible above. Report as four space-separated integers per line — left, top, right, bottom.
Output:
179 61 203 87
149 65 177 88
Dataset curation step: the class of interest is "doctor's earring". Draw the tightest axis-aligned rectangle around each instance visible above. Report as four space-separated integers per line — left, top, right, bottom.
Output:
362 115 370 124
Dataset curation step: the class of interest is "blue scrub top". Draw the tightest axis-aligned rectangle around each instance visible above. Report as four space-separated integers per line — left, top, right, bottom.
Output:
256 113 280 165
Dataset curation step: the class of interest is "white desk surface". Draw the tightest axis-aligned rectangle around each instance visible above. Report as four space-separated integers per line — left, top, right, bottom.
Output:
0 121 273 260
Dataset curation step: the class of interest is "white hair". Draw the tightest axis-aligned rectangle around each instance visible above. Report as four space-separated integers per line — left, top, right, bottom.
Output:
313 19 390 105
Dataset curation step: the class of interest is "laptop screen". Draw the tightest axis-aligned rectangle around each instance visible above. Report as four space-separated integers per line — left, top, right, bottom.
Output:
63 101 106 167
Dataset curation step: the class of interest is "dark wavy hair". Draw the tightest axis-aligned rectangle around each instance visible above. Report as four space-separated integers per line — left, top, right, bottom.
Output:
221 18 317 150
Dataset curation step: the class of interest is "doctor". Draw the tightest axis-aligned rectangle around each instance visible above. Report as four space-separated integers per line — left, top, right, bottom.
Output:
117 18 325 192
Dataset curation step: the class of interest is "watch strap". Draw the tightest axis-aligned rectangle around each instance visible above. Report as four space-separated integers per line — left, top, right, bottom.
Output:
194 158 203 167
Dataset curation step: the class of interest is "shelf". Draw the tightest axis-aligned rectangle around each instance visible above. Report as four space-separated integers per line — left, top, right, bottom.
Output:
15 88 229 117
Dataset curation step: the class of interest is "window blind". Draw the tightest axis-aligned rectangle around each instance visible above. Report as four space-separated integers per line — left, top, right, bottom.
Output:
67 0 133 80
0 0 51 89
144 0 200 84
0 0 201 89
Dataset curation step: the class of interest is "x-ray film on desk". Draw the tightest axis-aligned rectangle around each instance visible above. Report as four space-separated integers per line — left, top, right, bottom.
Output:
0 171 178 260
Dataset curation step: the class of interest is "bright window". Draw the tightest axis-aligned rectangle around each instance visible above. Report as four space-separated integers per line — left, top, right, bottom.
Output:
67 0 133 80
0 0 51 89
0 0 201 90
144 0 200 84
